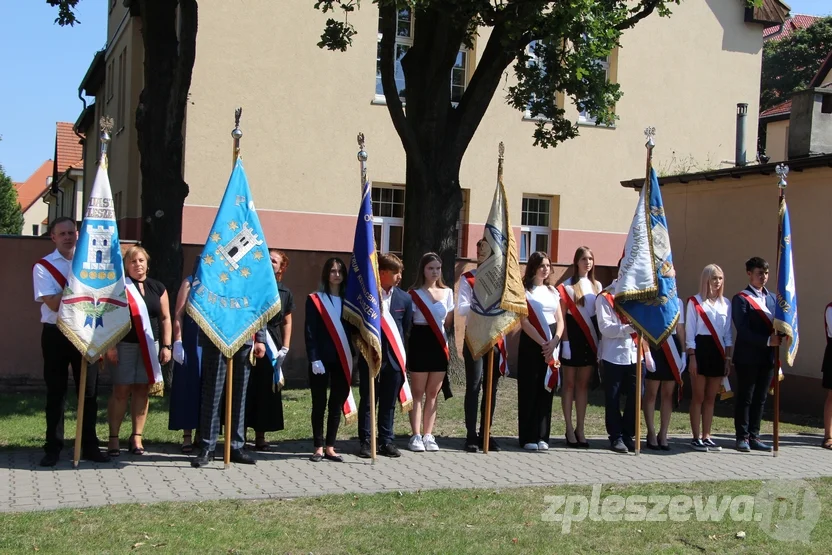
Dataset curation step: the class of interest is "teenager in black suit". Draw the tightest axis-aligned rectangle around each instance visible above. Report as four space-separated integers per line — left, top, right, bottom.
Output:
731 256 781 453
356 253 413 458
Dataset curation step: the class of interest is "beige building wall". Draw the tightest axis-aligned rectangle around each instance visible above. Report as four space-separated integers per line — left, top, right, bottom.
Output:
177 0 764 266
765 119 789 162
22 202 48 236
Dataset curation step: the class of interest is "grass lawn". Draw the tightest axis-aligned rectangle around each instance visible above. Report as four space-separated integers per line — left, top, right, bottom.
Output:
0 379 823 451
0 478 830 553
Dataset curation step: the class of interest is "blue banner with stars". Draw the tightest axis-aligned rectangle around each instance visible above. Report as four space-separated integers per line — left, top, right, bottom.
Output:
186 159 280 357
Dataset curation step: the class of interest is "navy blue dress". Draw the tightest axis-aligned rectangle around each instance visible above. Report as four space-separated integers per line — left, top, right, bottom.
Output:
168 278 203 431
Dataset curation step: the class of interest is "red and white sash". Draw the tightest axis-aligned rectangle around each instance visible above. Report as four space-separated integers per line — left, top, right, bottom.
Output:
660 337 686 402
464 271 509 376
380 300 413 411
34 259 67 289
525 290 560 392
309 292 357 421
409 288 450 361
125 278 163 385
600 291 638 343
557 283 599 356
688 296 732 399
737 291 785 393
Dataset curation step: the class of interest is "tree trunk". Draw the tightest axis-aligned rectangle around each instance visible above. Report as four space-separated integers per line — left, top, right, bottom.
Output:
134 0 198 301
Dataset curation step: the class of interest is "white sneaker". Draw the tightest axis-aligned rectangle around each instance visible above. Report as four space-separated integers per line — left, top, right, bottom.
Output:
423 434 440 452
408 434 425 452
538 441 549 451
523 442 539 451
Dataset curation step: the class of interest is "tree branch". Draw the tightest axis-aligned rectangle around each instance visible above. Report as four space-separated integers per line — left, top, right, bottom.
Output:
379 5 421 161
616 0 666 30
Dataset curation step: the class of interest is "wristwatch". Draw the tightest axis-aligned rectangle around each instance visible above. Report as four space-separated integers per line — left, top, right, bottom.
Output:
162 344 172 350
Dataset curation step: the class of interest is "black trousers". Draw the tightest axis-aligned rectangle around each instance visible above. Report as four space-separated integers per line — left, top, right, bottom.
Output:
357 363 403 444
41 324 101 454
309 360 350 448
463 343 500 442
199 343 251 451
517 331 554 446
734 362 774 440
602 361 637 443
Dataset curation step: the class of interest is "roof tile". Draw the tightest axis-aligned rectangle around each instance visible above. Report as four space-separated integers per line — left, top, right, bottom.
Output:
55 122 84 175
14 160 53 214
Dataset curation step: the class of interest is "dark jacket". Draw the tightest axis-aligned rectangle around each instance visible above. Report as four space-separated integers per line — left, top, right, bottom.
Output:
355 286 413 374
731 286 777 367
305 293 350 367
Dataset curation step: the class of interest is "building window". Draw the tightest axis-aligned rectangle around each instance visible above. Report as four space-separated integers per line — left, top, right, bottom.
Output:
376 9 469 103
116 47 127 131
520 196 551 262
32 224 39 236
372 184 405 256
106 60 114 103
113 191 123 221
456 189 469 258
577 45 617 125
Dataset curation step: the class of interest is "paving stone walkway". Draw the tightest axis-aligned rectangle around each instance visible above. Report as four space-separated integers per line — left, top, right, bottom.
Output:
2 433 831 513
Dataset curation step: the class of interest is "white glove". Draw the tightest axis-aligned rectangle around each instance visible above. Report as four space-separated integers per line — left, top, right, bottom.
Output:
561 341 571 360
311 360 326 375
644 350 656 373
275 347 289 368
172 340 185 364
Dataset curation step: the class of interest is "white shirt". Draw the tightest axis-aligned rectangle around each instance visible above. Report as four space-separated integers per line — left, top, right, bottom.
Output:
562 277 602 320
746 285 773 315
412 288 454 326
685 294 733 351
457 271 476 318
381 286 393 315
826 306 832 339
672 296 685 336
595 282 637 364
33 249 72 324
527 285 559 325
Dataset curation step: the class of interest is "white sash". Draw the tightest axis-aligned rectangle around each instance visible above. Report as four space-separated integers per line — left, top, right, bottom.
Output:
412 288 449 341
264 332 284 391
558 283 600 351
312 293 357 420
124 277 163 385
525 290 561 392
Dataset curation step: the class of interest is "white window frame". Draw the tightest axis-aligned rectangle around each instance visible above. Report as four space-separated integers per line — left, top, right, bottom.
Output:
577 55 610 125
524 40 549 121
371 184 405 257
374 9 469 105
520 195 551 263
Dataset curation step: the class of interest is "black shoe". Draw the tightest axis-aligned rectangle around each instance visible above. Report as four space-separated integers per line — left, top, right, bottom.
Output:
324 453 344 463
478 437 501 452
39 452 59 467
465 441 479 453
610 439 628 453
749 438 773 452
358 441 372 459
191 448 214 468
82 449 111 463
309 453 323 462
565 434 580 449
230 449 256 465
660 443 671 451
623 438 636 452
379 443 401 457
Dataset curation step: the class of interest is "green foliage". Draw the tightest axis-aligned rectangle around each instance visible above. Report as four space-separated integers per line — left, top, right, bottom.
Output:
0 165 24 235
47 0 81 26
761 16 832 111
315 0 680 149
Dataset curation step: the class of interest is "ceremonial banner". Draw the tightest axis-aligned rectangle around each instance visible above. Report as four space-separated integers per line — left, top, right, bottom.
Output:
774 198 799 365
58 155 130 361
186 159 280 357
615 167 680 346
343 178 383 377
465 178 527 358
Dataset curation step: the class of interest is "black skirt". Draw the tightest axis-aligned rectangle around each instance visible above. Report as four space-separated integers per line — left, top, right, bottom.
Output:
408 324 449 372
245 355 285 432
694 335 725 378
561 313 599 367
647 335 682 382
822 342 832 390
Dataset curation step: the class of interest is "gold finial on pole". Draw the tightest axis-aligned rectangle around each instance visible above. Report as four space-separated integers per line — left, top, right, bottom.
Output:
644 126 656 178
357 132 368 187
231 107 243 167
497 141 505 181
99 116 114 167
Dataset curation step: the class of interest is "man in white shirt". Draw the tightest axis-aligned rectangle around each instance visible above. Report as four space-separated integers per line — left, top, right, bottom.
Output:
32 217 109 466
596 277 638 454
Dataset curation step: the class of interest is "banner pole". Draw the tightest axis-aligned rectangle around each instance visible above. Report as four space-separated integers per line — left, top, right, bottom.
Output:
635 336 643 456
223 108 243 470
483 349 495 454
72 358 88 469
772 163 788 457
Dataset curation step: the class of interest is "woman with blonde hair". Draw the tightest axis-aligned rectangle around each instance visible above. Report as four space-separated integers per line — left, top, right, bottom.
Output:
685 264 733 452
407 252 455 452
106 245 171 456
557 246 602 448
